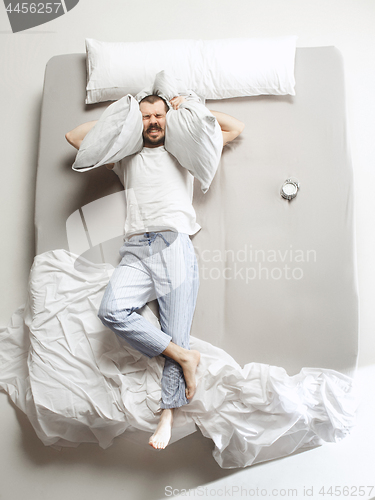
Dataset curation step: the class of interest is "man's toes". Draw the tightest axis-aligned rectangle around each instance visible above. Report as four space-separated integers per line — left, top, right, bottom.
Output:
186 386 195 399
149 436 168 450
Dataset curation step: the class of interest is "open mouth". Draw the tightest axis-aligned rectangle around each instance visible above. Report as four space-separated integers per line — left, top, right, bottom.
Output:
147 127 161 135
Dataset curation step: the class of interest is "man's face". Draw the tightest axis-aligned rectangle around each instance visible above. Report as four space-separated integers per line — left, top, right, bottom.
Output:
140 100 167 148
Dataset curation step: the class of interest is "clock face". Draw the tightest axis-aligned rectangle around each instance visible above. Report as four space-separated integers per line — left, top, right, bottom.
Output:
281 179 299 200
282 183 298 196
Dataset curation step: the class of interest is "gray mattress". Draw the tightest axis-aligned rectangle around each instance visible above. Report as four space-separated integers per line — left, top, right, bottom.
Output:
35 47 358 375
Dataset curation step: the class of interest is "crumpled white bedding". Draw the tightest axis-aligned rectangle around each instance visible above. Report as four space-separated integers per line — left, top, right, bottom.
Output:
0 249 357 468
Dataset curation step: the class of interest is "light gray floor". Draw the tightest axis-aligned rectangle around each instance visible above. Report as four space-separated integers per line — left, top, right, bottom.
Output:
0 365 374 500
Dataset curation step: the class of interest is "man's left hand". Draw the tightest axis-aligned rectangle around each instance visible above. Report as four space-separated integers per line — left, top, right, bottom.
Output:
170 96 187 110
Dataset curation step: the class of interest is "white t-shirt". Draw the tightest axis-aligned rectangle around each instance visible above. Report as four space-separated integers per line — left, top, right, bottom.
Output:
113 146 201 239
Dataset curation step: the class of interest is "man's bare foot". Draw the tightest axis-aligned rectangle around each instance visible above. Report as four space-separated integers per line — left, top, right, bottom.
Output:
149 409 174 450
180 350 200 400
162 343 201 400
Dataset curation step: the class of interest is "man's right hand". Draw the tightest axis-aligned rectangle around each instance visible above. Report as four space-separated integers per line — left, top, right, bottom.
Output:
65 120 98 150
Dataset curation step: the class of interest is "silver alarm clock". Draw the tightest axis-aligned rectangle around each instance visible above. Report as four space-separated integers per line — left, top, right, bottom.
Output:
280 178 300 201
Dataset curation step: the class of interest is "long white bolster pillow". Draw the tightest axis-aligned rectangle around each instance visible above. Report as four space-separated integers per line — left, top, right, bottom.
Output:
85 36 298 104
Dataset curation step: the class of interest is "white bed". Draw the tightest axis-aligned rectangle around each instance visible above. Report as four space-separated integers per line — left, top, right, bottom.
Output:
0 42 359 468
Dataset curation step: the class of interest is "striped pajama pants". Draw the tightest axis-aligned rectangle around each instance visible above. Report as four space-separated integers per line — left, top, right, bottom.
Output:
98 231 199 409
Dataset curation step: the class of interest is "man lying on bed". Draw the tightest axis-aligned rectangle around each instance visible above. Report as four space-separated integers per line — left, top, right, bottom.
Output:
66 95 244 450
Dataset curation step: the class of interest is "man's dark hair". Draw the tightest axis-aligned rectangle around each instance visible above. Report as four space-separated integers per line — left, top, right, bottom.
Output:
139 94 169 113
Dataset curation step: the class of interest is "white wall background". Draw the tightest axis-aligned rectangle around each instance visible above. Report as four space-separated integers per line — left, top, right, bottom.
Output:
1 2 375 500
1 0 374 368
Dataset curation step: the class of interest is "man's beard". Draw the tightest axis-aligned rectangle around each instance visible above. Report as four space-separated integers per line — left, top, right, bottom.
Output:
143 126 165 146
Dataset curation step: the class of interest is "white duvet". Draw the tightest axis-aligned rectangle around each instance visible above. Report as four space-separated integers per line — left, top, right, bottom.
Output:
0 249 357 468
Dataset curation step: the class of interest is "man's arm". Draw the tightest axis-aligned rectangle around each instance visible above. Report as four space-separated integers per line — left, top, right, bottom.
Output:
65 120 97 150
210 111 245 146
170 97 245 146
65 120 114 170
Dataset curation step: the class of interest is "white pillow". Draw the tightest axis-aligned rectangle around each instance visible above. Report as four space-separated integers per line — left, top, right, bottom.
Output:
72 94 143 172
85 36 298 104
164 101 223 194
135 70 202 106
136 70 182 105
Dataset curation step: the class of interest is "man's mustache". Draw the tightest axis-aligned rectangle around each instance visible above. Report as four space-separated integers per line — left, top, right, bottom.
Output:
146 125 162 133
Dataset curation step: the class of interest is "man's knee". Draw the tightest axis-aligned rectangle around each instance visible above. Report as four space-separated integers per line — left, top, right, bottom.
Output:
98 298 138 330
98 302 125 327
